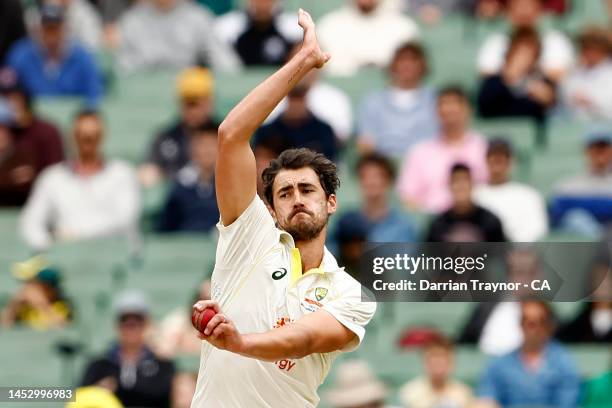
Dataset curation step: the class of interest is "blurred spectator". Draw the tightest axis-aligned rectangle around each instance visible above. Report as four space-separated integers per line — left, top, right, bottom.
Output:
214 0 301 66
170 372 197 408
324 360 394 408
469 0 506 20
0 99 37 206
397 86 488 213
357 42 438 159
155 123 219 233
117 0 240 72
5 4 103 107
582 366 612 408
425 163 505 242
140 67 216 187
266 46 354 142
254 134 286 198
334 153 416 249
20 110 140 251
81 290 175 408
557 234 612 343
153 280 210 359
317 0 420 76
334 211 369 279
1 261 72 330
66 386 124 408
0 68 65 188
561 26 612 121
477 300 581 408
399 337 473 408
0 0 27 64
557 302 612 343
477 0 574 80
477 27 556 123
459 247 544 355
96 0 132 48
45 0 104 50
550 130 612 235
474 139 548 241
254 83 339 161
403 0 466 25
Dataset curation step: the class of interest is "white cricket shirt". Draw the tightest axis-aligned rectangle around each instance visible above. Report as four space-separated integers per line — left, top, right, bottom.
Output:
191 196 377 408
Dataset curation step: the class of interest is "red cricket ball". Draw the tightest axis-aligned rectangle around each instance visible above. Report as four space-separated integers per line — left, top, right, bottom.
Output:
192 307 217 334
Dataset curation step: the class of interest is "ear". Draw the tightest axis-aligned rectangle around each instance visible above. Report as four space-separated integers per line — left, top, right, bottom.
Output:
326 194 337 215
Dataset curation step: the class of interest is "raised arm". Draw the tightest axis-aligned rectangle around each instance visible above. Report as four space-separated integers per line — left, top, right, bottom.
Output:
216 9 330 226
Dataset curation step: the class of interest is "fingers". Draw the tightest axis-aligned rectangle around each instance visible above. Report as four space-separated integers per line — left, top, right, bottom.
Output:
193 300 220 313
203 313 228 336
298 8 314 29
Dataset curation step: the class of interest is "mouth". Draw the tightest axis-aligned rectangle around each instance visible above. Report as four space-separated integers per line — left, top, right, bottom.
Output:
291 210 311 219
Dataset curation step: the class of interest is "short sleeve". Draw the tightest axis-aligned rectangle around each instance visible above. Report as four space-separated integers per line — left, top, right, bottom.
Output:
322 274 377 352
215 195 278 269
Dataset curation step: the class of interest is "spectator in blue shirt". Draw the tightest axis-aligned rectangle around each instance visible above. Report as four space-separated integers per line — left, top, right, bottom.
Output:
357 42 438 159
156 122 219 233
5 4 103 107
334 153 416 249
477 299 581 408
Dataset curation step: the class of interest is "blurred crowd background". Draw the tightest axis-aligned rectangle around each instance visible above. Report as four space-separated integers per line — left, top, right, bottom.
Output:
0 0 611 407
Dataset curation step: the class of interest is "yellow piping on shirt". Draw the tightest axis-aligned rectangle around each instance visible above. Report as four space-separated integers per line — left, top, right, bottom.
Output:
289 247 325 288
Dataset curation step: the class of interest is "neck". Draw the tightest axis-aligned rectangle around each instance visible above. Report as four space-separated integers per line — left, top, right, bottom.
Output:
453 201 473 215
490 176 508 186
296 230 326 272
430 377 447 391
363 197 389 221
393 82 419 91
199 167 214 183
442 128 465 144
120 345 143 362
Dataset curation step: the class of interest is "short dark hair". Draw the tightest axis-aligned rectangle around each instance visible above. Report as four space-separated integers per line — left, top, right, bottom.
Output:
74 108 102 123
450 162 471 177
438 85 469 103
389 41 429 76
507 26 542 59
577 26 612 53
262 148 339 207
520 298 555 323
190 121 219 138
487 138 513 158
356 152 396 181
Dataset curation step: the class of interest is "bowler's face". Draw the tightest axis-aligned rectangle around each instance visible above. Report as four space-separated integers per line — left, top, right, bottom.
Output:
272 167 336 242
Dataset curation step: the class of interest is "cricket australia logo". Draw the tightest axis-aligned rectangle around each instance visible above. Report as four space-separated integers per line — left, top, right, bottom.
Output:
315 287 328 301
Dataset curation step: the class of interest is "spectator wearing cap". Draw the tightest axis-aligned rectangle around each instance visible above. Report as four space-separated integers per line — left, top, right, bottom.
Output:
397 86 488 213
477 0 574 81
399 337 474 408
155 123 219 233
116 0 240 72
474 139 548 241
425 164 505 242
477 27 557 124
0 98 38 206
550 130 612 235
324 360 396 408
332 153 416 255
5 4 103 107
561 26 612 121
1 257 72 330
317 0 420 76
81 290 175 408
253 82 339 161
477 300 581 408
0 68 64 182
357 42 438 159
265 45 354 142
140 67 217 187
0 0 27 64
20 110 140 251
214 0 302 66
45 0 104 50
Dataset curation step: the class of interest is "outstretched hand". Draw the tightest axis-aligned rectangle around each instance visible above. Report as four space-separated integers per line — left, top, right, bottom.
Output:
298 8 330 69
